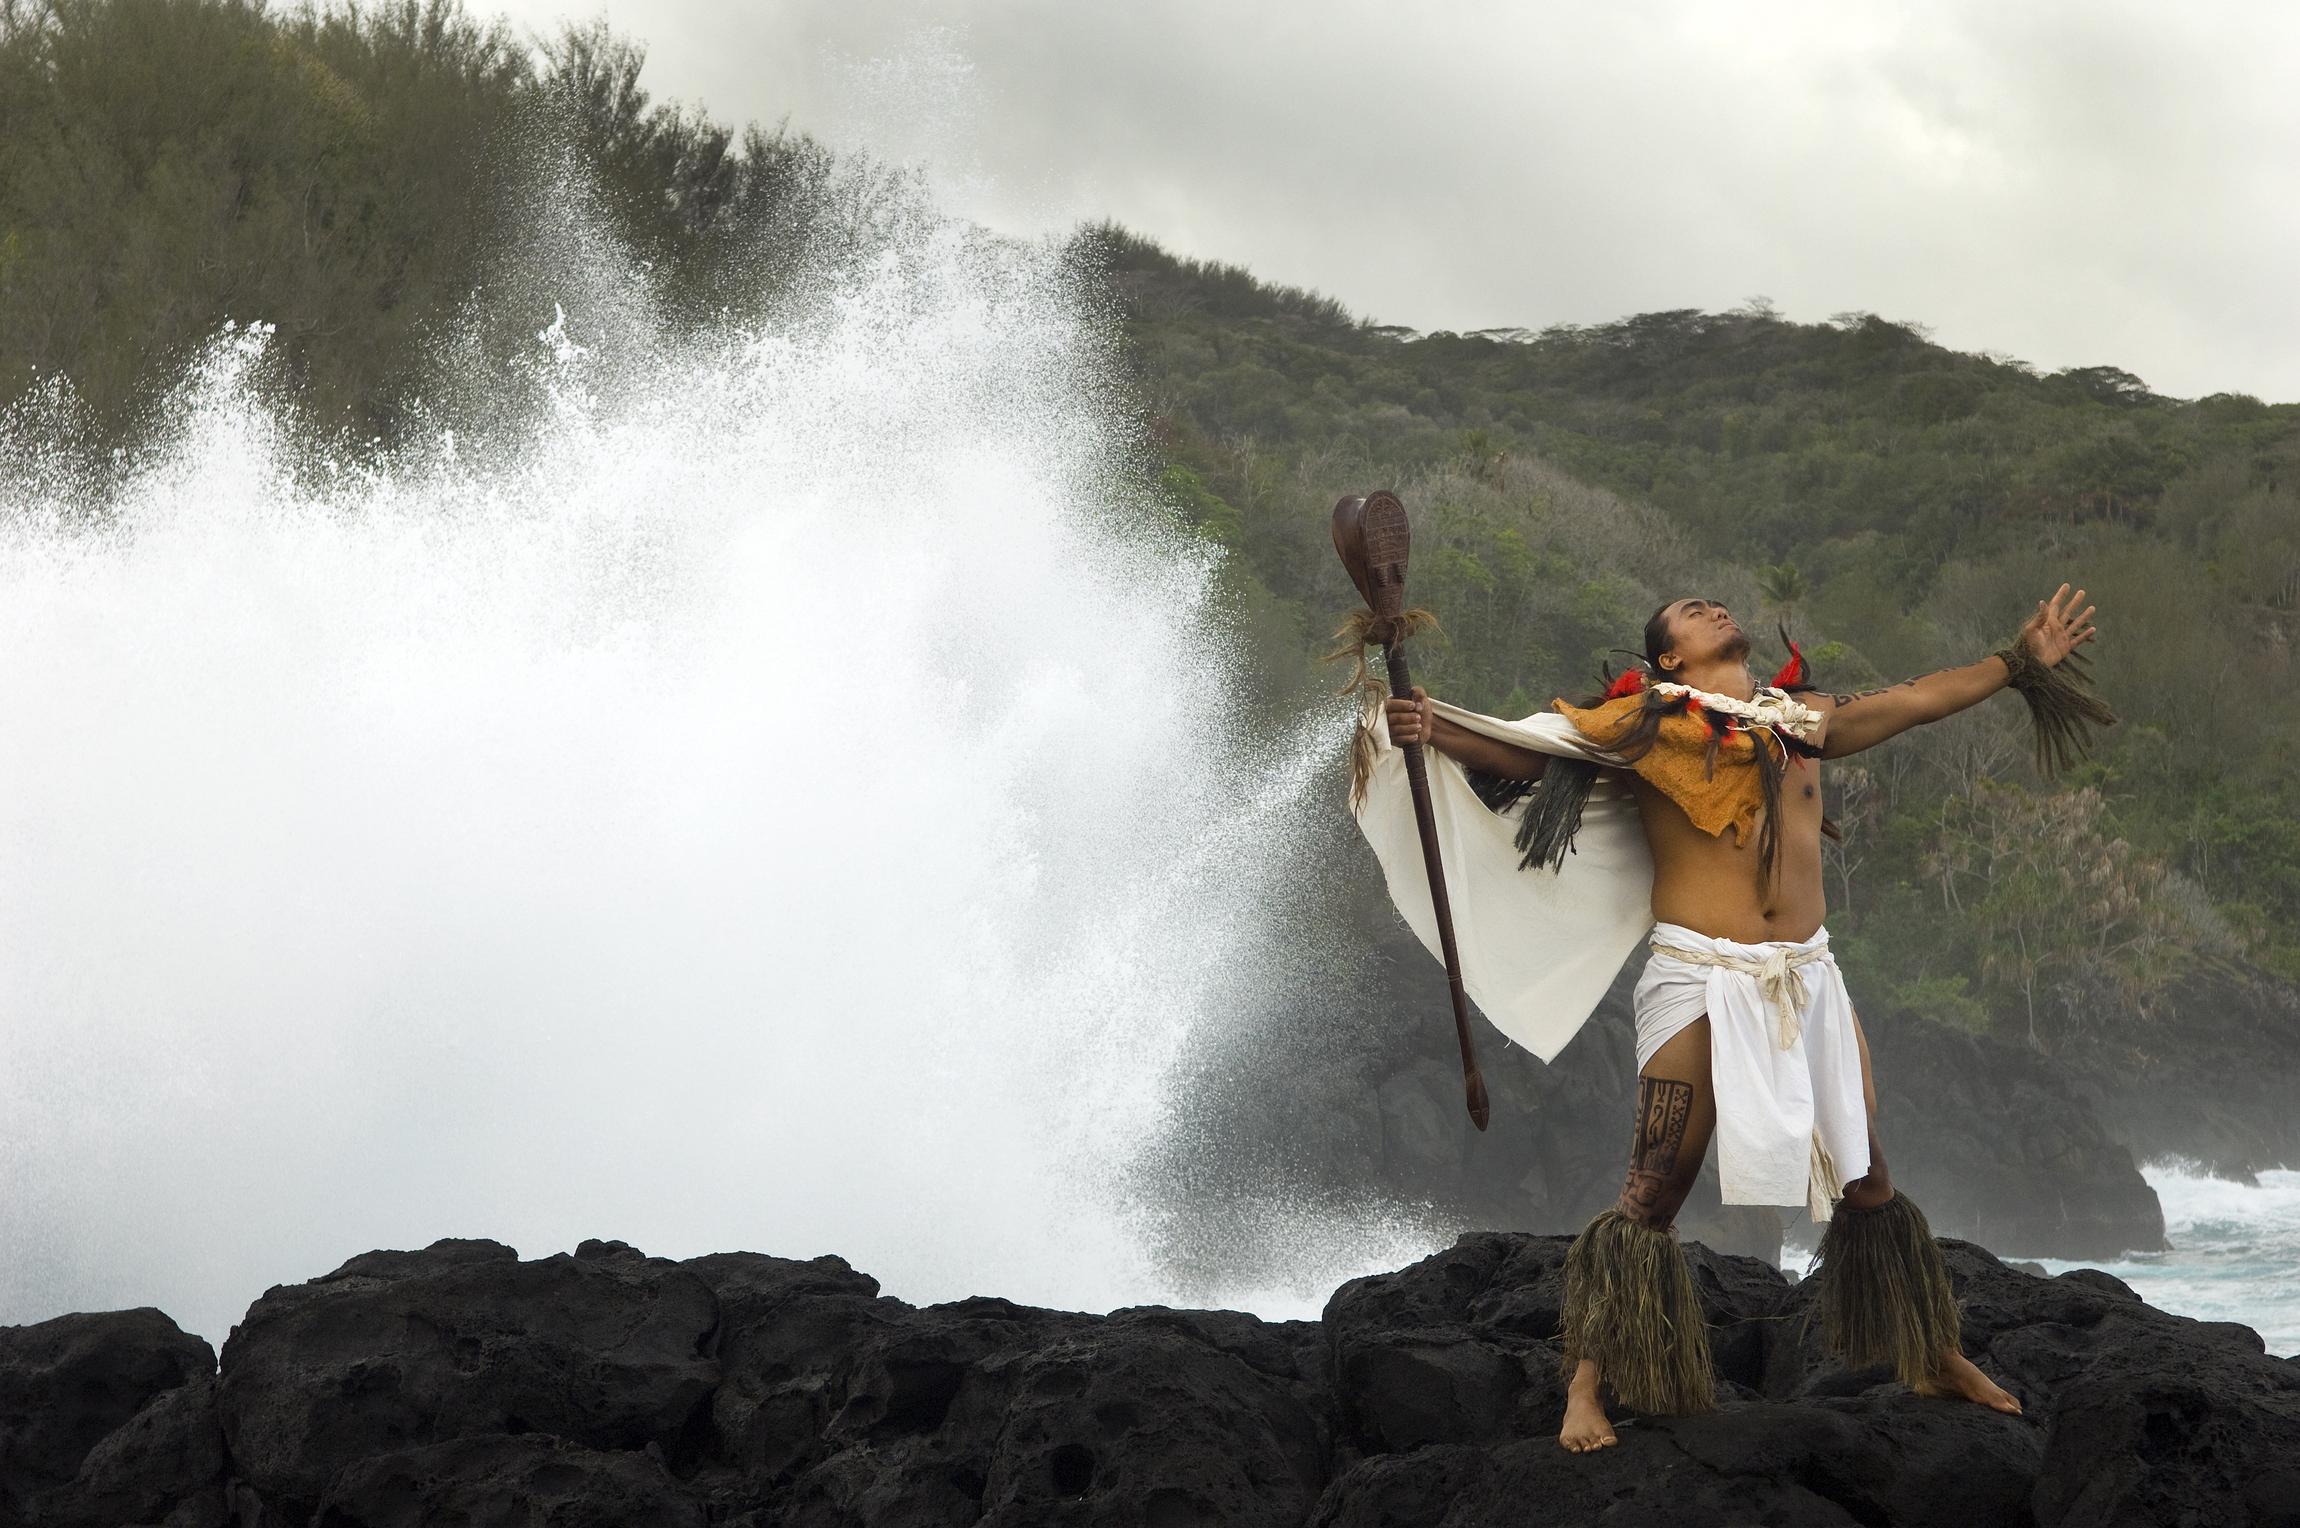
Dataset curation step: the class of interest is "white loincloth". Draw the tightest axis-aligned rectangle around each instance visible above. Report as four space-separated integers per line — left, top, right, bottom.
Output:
1351 699 1652 1064
1633 922 1871 1221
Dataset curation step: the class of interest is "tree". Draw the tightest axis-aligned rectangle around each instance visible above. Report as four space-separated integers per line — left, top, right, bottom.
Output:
1925 782 2183 1051
1821 764 1879 916
1459 428 1508 488
1754 561 1809 634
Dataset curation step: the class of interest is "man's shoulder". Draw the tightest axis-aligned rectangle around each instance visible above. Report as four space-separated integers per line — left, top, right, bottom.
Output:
1783 686 1842 718
1552 691 1646 736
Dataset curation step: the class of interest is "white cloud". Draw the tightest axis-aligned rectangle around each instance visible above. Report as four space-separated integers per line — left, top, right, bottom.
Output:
493 0 2300 399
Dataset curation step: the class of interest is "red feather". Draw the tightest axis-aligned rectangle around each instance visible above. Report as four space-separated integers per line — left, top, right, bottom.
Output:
1769 640 1807 689
1604 667 1648 699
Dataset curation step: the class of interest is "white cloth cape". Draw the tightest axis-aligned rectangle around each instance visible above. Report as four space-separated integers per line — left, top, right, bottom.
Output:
1350 700 1650 1064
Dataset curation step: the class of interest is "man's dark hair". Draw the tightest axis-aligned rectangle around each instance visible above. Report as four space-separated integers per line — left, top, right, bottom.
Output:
1643 600 1676 673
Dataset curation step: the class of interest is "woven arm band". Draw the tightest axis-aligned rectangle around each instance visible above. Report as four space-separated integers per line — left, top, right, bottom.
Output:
1992 642 2118 776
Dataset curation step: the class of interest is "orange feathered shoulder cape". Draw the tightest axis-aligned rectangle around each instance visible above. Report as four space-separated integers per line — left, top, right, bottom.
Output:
1551 688 1822 847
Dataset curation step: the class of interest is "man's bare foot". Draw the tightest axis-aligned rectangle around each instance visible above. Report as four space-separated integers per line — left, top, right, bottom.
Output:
1915 1350 2023 1414
1559 1366 1619 1452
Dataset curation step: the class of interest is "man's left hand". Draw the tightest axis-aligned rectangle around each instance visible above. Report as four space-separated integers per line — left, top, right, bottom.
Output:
2017 583 2098 668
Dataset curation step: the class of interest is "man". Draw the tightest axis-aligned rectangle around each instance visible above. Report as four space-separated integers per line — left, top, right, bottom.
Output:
1361 583 2105 1452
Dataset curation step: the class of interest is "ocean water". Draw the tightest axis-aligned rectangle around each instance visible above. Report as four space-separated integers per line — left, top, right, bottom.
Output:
2028 1161 2300 1358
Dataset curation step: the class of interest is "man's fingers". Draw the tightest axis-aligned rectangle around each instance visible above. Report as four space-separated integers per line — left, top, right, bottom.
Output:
2038 588 2094 631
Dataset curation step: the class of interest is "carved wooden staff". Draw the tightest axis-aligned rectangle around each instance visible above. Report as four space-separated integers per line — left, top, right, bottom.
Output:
1333 490 1490 1131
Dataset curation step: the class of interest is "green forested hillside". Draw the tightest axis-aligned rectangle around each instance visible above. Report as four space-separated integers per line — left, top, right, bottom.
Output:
7 0 2299 1047
0 0 837 441
1098 229 2300 1031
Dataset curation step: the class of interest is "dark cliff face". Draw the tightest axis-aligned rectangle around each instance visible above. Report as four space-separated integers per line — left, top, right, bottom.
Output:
1857 1014 2170 1260
2050 961 2300 1181
5 1233 2297 1528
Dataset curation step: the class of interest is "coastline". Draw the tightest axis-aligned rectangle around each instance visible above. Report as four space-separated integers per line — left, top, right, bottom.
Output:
2026 1160 2300 1357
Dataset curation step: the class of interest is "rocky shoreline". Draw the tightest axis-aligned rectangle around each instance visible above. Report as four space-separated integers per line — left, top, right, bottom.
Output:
4 1232 2296 1528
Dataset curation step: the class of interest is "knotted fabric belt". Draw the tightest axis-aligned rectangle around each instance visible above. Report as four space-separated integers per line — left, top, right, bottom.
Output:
1648 938 1828 1051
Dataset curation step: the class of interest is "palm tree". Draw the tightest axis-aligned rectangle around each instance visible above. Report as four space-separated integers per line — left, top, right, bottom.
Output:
1460 429 1508 489
1755 561 1810 634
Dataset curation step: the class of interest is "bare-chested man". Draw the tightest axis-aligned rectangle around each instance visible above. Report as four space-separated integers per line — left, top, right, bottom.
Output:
1382 583 2101 1451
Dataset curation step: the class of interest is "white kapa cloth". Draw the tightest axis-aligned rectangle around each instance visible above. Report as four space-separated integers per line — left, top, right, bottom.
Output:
1351 700 1870 1215
1350 699 1652 1064
1634 923 1871 1220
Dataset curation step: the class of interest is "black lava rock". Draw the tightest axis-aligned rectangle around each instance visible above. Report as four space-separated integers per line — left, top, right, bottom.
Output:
0 1306 225 1528
214 1236 720 1520
6 1230 2294 1527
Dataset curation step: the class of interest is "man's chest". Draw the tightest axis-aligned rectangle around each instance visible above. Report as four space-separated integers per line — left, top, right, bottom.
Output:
1626 751 1827 846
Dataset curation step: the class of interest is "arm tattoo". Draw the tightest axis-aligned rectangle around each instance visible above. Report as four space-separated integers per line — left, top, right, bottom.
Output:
1616 1075 1697 1227
1829 678 1918 709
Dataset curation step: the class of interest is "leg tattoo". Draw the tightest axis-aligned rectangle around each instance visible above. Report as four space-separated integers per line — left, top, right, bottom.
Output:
1617 1076 1696 1227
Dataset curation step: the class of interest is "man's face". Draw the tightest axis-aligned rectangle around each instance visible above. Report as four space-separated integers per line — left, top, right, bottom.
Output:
1658 597 1751 673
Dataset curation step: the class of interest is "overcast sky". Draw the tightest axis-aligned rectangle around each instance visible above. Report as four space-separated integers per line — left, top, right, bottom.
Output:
493 0 2300 401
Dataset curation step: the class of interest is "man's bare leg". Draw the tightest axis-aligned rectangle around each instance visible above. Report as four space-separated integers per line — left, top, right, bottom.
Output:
1839 1012 2020 1415
1561 1018 1718 1452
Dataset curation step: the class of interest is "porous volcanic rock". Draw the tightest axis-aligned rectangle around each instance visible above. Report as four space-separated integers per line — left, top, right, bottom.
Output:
214 1235 719 1521
675 1251 1330 1527
310 1433 705 1528
0 1307 225 1528
1313 1235 2299 1528
8 1230 2296 1527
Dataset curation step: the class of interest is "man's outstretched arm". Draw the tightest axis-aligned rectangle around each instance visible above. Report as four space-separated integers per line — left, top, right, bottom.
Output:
1384 687 1552 781
1817 584 2098 758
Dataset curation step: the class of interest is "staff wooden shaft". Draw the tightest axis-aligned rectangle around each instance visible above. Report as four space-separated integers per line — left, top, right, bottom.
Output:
1331 488 1488 1133
1383 641 1490 1131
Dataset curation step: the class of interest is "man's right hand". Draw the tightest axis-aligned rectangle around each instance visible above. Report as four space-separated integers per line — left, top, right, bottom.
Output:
1384 686 1434 746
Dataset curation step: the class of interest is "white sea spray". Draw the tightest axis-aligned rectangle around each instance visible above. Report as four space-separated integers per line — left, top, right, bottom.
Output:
0 183 1421 1341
